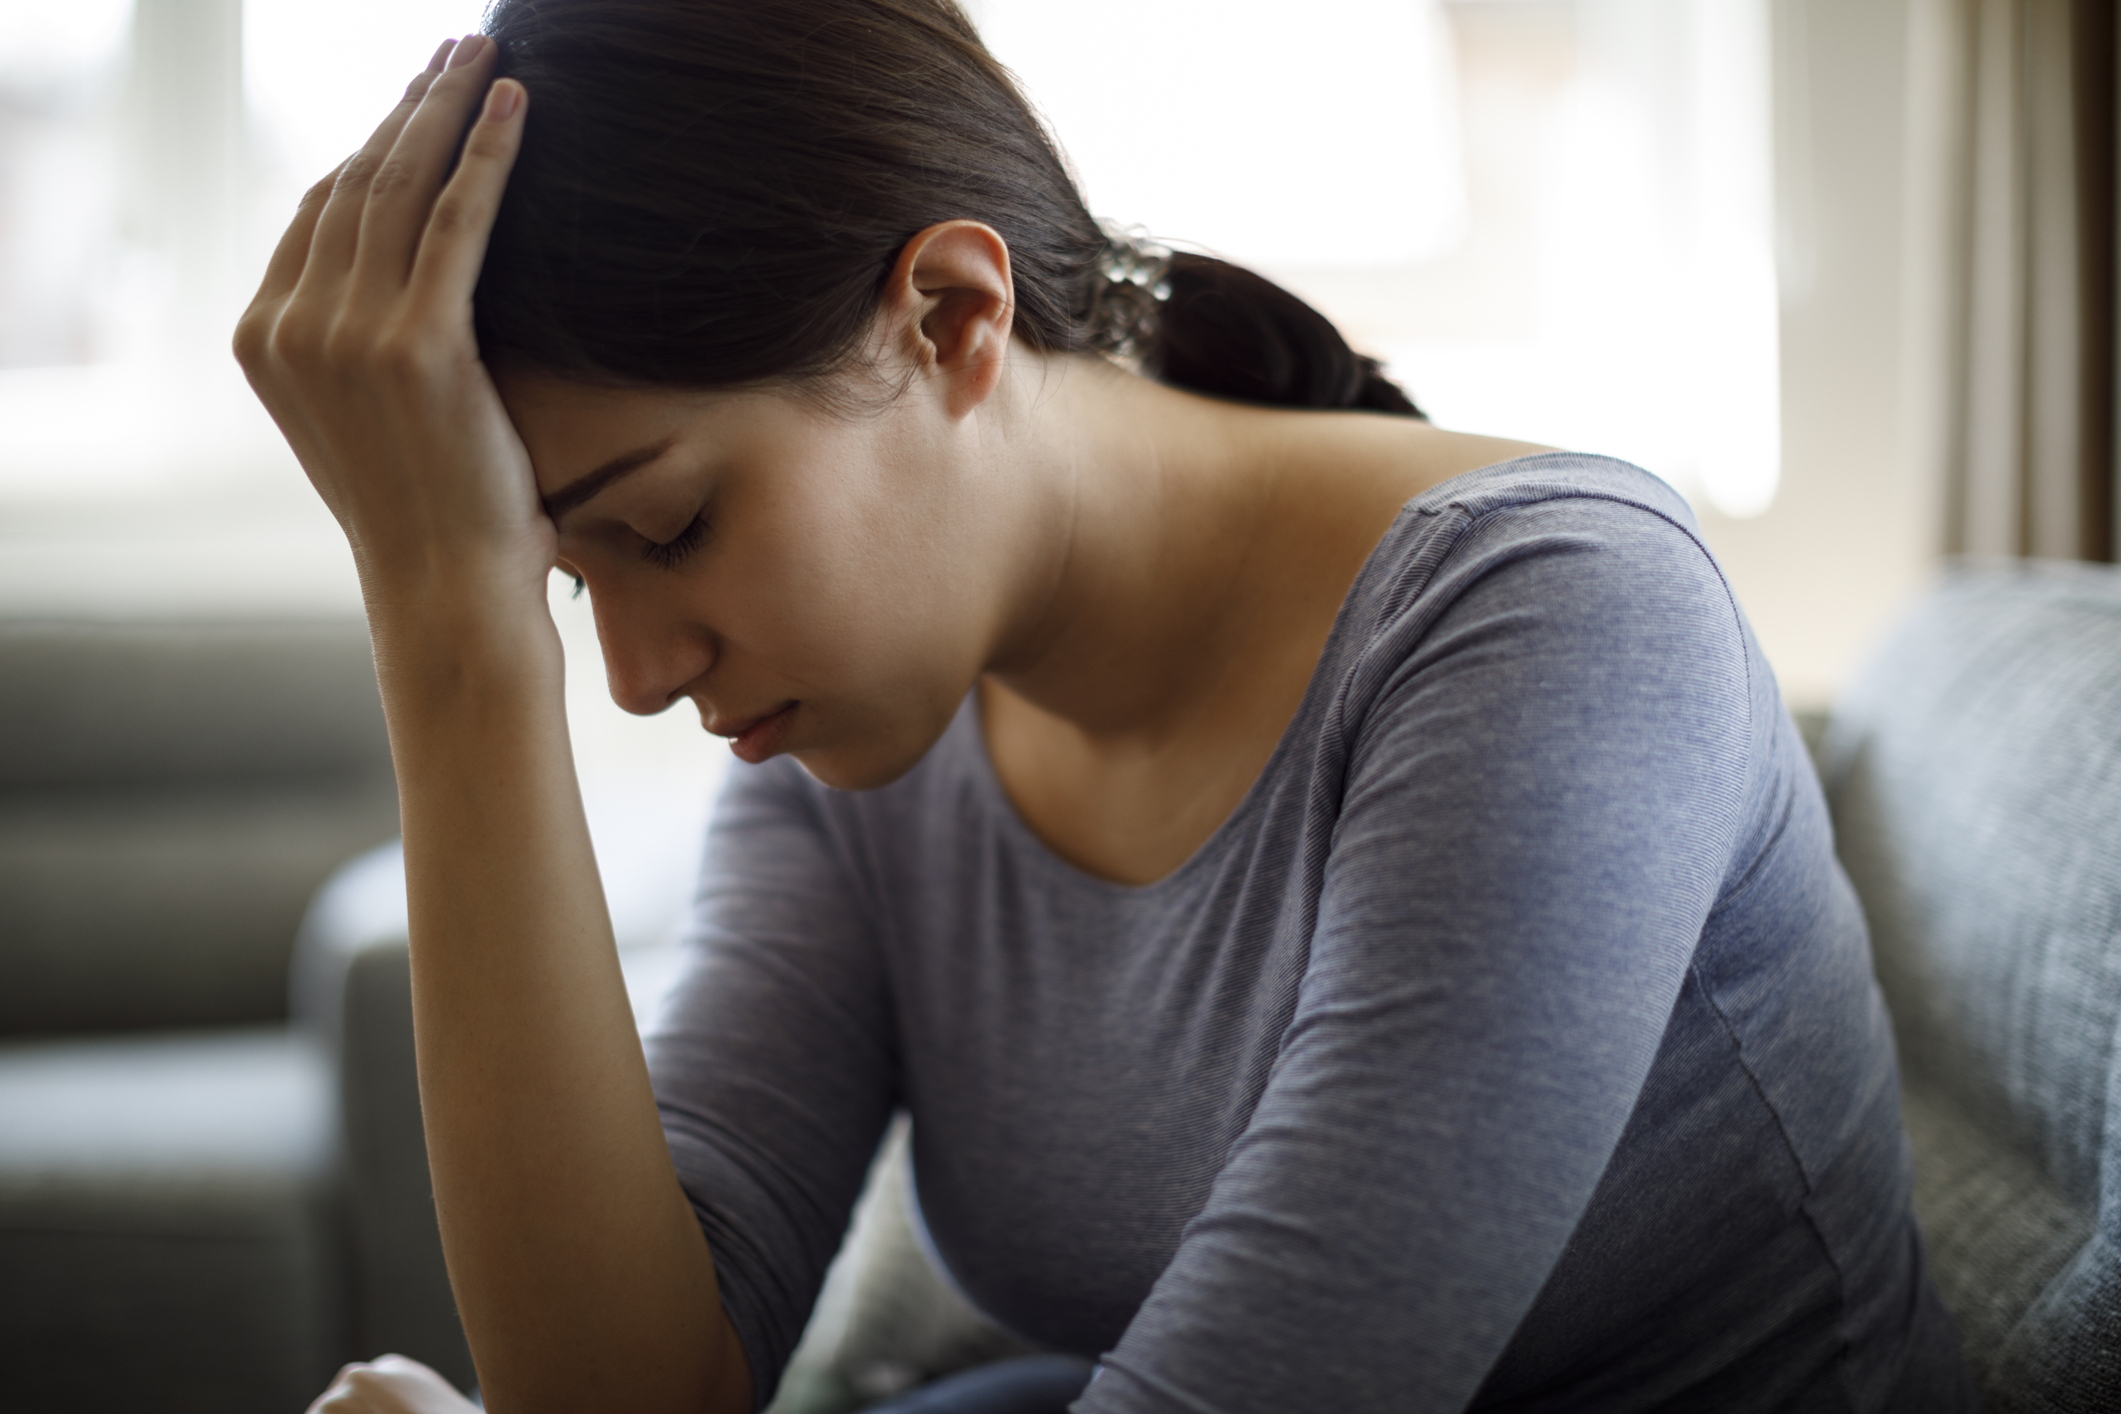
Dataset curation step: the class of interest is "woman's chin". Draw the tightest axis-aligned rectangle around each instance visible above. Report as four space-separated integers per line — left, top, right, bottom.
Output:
787 742 926 793
779 708 952 793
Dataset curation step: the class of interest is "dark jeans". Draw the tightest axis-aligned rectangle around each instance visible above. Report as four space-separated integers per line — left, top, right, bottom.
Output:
866 1355 1097 1414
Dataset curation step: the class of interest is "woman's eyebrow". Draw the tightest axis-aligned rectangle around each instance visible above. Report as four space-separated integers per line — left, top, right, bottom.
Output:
542 436 679 523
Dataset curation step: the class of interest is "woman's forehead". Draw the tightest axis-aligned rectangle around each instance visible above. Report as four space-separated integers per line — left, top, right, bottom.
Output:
497 372 841 502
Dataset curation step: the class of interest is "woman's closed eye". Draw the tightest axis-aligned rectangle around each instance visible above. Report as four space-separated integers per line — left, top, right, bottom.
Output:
641 512 710 570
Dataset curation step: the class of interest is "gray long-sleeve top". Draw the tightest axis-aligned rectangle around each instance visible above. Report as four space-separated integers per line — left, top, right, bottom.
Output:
644 455 1972 1412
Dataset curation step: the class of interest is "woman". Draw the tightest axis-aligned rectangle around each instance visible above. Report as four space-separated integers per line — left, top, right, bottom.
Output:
240 4 1971 1412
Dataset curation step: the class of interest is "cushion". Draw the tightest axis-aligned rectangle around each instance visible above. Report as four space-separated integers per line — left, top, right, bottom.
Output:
0 1026 349 1413
0 618 398 1035
0 619 391 792
1822 561 2121 1410
0 784 397 1034
769 1118 1034 1414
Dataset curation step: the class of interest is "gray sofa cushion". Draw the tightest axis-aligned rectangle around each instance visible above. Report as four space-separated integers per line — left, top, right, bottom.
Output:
0 1026 349 1413
768 1118 1033 1414
0 620 392 792
0 617 398 1411
1822 561 2121 1409
0 784 398 1035
0 619 397 1035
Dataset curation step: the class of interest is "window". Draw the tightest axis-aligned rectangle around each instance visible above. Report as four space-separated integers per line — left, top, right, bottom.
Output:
245 0 492 224
0 1 131 368
0 0 490 502
972 0 1782 517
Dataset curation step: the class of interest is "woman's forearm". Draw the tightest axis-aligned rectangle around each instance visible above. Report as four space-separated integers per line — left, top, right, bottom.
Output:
373 599 750 1414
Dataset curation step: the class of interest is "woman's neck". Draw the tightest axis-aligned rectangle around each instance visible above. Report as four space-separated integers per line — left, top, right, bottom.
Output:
980 352 1297 744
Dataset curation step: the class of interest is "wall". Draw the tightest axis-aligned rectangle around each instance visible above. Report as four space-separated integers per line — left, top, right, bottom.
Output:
1698 0 1954 709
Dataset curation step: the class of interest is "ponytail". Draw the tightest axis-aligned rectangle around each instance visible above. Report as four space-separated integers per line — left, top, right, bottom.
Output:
1147 254 1423 418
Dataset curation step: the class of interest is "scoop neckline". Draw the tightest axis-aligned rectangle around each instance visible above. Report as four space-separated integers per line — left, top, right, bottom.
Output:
953 450 1673 898
961 498 1424 901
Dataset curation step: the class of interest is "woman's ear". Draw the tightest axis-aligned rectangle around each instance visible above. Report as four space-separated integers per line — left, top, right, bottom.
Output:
876 220 1016 418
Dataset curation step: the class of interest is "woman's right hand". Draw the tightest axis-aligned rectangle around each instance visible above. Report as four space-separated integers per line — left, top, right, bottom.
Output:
232 34 544 619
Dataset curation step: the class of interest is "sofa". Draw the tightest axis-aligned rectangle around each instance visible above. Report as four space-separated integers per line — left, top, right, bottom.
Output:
0 618 399 1414
0 616 713 1413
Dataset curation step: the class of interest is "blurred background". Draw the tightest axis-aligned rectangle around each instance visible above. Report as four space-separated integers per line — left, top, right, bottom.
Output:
2 1 2116 1410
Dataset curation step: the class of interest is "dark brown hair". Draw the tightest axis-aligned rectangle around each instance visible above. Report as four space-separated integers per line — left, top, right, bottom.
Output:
474 0 1421 417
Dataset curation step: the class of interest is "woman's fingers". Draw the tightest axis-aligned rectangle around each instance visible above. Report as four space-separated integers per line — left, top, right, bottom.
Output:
353 35 505 293
299 37 465 288
408 77 527 310
242 38 454 320
243 162 343 317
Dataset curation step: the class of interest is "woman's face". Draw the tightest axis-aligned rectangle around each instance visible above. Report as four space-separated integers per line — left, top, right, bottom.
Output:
497 369 1014 791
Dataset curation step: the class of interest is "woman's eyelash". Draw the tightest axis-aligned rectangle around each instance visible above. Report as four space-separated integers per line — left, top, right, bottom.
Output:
641 512 709 570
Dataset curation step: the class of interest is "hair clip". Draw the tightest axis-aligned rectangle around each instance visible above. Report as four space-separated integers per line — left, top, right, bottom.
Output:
1089 220 1173 367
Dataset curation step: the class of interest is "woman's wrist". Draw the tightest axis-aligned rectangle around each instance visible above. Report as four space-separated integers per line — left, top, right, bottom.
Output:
363 580 567 723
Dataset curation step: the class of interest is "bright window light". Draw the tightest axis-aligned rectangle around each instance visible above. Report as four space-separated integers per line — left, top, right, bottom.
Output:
245 0 491 199
969 0 1468 269
0 1 491 499
0 0 132 369
0 0 129 71
971 0 1780 519
1373 0 1781 519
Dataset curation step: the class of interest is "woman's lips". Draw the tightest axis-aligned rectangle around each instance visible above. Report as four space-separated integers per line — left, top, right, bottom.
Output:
717 701 798 764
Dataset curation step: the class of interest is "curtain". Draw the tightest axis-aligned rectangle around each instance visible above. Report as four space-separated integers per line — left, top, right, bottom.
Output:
1945 0 2117 561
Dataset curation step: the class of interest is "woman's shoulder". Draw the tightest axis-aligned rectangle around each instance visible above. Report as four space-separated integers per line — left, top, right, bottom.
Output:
1329 449 1752 739
1349 450 1730 629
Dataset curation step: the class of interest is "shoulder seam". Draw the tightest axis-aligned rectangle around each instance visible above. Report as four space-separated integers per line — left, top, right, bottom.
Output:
1441 480 1754 713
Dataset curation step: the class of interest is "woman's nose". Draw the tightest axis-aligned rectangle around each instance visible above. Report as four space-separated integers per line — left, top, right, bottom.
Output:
594 600 714 718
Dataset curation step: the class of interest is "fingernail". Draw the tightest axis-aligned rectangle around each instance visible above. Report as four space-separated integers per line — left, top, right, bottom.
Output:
446 33 486 69
428 38 454 71
485 79 520 122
